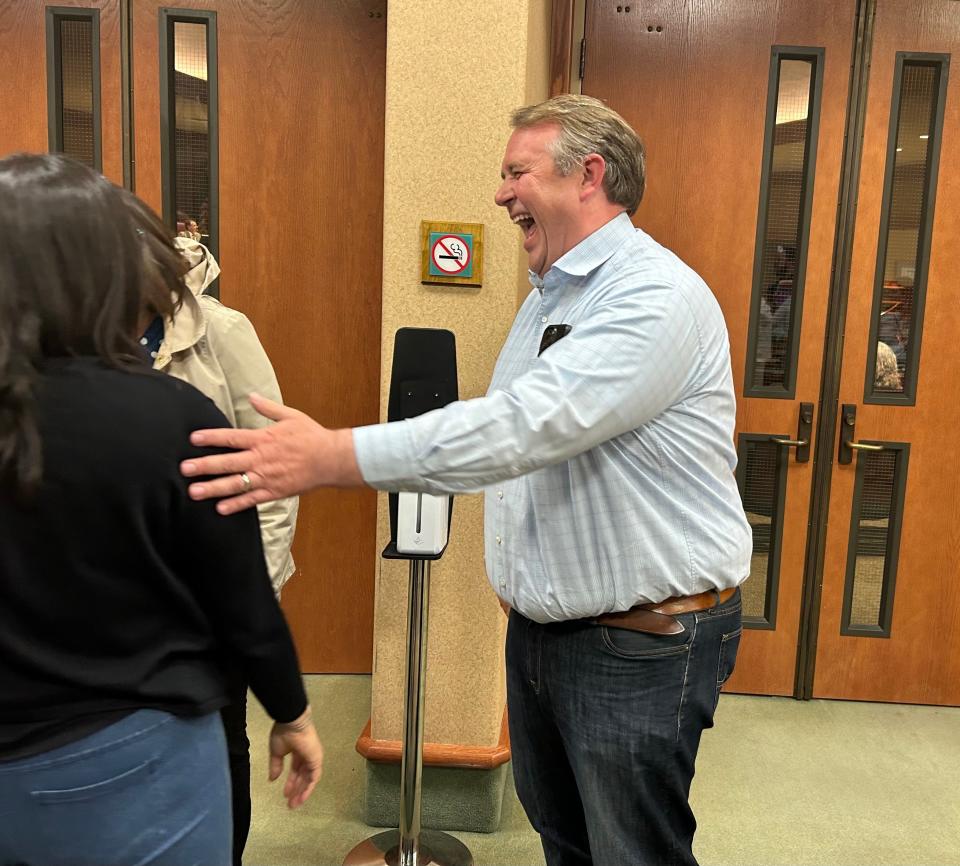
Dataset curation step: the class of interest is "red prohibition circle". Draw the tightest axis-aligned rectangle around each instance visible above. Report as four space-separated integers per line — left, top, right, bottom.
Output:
431 235 471 274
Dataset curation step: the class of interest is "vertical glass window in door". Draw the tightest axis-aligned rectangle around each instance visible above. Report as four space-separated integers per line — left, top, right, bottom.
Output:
865 56 948 404
744 50 824 398
160 11 218 259
46 8 101 169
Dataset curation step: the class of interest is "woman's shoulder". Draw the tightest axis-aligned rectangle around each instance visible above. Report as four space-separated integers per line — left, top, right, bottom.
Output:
42 357 229 431
34 359 231 481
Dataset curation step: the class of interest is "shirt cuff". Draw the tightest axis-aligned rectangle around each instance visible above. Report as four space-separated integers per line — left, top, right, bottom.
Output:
353 420 419 490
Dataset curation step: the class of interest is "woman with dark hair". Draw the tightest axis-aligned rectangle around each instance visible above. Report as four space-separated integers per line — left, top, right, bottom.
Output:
0 154 323 866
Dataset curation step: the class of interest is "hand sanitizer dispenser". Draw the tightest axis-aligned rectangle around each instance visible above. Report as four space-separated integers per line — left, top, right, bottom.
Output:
396 491 450 555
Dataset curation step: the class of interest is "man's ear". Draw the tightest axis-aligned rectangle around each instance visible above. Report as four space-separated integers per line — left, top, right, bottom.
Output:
579 153 607 200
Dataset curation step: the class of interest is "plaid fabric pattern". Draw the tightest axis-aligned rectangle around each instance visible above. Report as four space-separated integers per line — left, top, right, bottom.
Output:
355 214 751 622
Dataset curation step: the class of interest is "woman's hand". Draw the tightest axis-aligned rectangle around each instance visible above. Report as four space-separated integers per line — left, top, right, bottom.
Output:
268 705 325 809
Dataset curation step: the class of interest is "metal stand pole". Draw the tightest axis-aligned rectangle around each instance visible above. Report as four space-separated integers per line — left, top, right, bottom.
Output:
398 559 428 864
343 561 473 866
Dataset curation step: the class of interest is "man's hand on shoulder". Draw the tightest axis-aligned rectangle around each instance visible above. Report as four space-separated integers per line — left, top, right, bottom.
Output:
180 393 364 513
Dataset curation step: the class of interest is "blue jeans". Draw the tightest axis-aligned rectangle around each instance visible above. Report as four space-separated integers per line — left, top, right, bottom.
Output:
506 589 742 866
0 709 231 866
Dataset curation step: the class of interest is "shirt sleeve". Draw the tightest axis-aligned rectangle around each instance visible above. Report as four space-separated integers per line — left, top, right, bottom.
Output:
205 304 299 593
354 281 704 494
173 394 307 723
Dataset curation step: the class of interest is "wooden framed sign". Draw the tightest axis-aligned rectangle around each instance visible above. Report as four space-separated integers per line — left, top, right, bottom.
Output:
420 220 484 287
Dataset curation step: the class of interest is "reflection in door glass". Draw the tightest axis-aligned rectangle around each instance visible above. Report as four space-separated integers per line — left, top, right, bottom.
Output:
745 54 822 397
842 446 908 636
59 20 95 166
172 22 210 244
45 9 100 169
735 436 787 628
867 59 946 401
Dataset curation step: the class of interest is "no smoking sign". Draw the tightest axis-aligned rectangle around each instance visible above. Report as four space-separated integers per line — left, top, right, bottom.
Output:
421 221 483 287
429 233 473 277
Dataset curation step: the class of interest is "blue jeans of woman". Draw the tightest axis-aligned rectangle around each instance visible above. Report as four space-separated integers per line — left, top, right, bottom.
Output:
0 709 231 866
506 589 742 866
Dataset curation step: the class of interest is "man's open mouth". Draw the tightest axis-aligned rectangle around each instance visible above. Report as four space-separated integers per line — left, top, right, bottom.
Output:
512 212 536 240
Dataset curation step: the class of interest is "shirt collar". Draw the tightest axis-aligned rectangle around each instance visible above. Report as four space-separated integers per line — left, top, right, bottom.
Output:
528 211 635 290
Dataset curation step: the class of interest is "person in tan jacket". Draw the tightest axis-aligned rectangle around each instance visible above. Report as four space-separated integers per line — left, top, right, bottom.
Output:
137 232 299 866
147 237 299 594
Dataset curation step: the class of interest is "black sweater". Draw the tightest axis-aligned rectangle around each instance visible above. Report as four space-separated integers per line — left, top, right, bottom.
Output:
0 358 307 757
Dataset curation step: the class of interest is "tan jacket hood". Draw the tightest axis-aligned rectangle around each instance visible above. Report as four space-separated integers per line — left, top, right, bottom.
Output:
174 236 221 297
159 237 221 358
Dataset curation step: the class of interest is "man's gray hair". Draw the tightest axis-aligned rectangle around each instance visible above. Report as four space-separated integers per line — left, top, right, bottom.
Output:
510 94 645 215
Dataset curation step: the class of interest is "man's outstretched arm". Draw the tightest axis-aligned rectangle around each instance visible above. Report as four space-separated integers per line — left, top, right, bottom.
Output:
180 393 364 514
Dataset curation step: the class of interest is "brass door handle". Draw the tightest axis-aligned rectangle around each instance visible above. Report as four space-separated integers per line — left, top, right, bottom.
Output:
772 402 814 463
771 437 809 448
838 404 887 464
846 441 884 452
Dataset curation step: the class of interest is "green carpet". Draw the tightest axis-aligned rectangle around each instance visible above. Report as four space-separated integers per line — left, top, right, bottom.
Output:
245 676 539 866
245 675 960 865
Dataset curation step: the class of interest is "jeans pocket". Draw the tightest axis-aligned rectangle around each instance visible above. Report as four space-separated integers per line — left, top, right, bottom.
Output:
715 627 742 706
600 624 692 659
31 757 155 804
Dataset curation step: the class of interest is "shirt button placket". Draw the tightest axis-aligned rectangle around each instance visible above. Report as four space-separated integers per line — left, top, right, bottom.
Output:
497 533 506 590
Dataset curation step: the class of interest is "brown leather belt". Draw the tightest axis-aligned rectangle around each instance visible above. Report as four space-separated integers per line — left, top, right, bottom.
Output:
592 587 737 636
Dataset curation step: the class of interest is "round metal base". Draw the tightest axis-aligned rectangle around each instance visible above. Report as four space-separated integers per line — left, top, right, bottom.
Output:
342 829 474 866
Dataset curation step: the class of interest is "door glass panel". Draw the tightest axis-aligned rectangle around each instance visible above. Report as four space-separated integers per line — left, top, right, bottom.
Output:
745 51 823 398
736 435 788 628
842 444 909 636
45 9 101 169
60 19 95 165
161 12 218 261
173 22 209 242
865 56 948 404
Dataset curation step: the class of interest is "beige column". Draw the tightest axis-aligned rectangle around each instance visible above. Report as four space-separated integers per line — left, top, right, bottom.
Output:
368 0 551 753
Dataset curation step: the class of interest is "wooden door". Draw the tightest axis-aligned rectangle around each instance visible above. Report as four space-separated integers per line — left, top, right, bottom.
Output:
0 0 122 182
0 2 384 671
582 0 856 696
582 0 960 704
129 0 386 672
813 0 960 704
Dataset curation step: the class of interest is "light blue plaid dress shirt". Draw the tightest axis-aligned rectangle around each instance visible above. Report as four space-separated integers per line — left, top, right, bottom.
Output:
354 213 752 623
